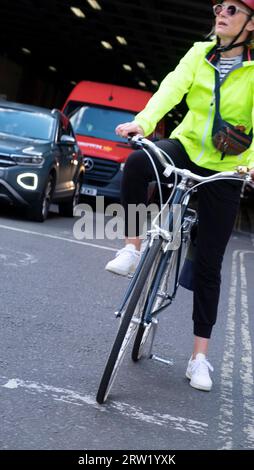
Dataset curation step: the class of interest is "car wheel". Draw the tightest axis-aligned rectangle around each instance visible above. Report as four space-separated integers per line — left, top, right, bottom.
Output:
58 179 81 217
28 174 55 222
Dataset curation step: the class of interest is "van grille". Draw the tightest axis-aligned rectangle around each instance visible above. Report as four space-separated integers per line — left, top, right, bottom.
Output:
83 157 119 184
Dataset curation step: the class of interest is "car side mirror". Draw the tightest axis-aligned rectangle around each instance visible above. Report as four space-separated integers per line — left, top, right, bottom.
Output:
60 134 76 145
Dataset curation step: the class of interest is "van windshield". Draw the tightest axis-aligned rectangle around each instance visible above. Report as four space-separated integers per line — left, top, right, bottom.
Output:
68 104 135 143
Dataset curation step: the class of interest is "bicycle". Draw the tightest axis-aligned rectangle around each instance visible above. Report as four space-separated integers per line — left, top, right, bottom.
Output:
96 135 250 404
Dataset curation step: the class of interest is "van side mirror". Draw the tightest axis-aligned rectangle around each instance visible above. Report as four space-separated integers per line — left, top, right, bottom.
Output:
60 135 76 145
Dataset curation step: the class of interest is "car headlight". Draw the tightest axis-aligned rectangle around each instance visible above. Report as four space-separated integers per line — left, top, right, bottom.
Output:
12 154 45 165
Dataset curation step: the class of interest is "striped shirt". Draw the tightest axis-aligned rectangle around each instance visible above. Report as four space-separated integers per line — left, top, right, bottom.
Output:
218 55 242 81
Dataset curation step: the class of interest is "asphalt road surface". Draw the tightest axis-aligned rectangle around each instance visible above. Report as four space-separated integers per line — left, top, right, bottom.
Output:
0 201 253 451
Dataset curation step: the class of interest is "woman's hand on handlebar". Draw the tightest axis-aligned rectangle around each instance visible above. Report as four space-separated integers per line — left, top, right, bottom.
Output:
115 121 144 138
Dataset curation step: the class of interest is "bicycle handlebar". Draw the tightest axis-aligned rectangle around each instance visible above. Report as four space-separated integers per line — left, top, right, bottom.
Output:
129 134 169 170
129 134 251 184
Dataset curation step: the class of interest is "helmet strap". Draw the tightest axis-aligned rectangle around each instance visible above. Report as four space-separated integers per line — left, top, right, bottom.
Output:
216 16 252 53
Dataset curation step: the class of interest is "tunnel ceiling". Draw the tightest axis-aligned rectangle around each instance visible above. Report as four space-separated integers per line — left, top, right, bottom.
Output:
0 0 214 91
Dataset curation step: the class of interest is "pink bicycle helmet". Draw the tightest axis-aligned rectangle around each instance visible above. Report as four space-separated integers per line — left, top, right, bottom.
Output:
212 0 254 11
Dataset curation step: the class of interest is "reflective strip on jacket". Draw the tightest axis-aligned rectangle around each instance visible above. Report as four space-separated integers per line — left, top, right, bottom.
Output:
134 41 254 171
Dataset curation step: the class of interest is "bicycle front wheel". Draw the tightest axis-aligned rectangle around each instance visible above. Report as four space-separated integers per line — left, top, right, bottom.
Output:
96 237 163 404
132 248 179 362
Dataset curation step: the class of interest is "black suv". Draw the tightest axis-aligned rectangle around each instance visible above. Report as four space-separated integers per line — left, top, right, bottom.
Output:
0 101 84 221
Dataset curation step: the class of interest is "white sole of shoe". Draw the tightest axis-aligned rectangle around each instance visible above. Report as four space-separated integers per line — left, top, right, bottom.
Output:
105 264 137 276
105 266 128 276
189 379 212 392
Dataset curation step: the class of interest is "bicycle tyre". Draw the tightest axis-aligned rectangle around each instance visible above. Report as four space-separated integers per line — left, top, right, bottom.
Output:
132 248 179 362
96 237 163 404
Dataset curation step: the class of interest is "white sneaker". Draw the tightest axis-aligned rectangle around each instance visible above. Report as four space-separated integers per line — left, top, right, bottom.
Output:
185 353 213 391
105 244 141 276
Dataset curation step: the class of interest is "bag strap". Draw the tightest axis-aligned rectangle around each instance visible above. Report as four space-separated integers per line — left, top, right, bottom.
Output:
214 68 221 123
212 68 252 160
212 68 227 159
213 66 253 136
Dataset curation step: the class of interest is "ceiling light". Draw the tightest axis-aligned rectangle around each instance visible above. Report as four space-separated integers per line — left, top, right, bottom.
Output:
70 7 86 18
138 81 146 88
86 0 101 9
21 48 31 54
151 79 158 86
116 36 127 45
137 62 146 69
123 64 132 71
101 41 113 49
49 66 57 72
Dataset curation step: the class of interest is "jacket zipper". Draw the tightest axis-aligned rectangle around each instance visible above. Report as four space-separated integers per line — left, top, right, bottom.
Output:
195 92 215 163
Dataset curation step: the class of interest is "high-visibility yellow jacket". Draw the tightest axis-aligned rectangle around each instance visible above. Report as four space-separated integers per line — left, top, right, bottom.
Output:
135 41 254 171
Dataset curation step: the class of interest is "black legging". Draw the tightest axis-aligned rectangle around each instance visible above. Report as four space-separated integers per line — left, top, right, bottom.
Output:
121 139 242 338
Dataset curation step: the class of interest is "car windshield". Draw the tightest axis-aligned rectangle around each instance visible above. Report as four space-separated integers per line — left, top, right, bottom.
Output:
69 104 135 143
0 107 55 140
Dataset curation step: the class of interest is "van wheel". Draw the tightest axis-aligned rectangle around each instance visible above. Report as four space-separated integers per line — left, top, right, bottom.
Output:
28 174 55 222
58 179 81 217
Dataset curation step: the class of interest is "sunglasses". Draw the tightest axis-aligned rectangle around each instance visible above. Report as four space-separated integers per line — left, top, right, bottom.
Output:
213 3 250 17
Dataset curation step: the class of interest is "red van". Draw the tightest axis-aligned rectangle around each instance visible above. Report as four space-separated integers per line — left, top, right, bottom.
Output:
62 81 164 199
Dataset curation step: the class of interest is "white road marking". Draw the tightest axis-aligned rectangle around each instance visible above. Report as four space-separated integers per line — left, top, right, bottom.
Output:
1 377 208 435
0 224 117 253
218 249 254 449
0 246 38 267
218 250 238 449
239 252 254 448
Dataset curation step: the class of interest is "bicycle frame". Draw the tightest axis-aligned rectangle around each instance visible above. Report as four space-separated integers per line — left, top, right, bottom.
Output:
115 173 195 321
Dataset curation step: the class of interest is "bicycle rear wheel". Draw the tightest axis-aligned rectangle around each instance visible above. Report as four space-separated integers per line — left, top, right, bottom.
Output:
96 237 163 404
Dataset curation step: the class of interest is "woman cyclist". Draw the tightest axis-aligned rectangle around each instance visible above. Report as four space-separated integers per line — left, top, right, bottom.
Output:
105 0 254 392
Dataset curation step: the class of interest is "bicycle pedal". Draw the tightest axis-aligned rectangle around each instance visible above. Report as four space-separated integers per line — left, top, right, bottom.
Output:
150 354 174 366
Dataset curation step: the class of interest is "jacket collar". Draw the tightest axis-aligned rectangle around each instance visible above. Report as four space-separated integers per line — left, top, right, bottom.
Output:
206 43 254 66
